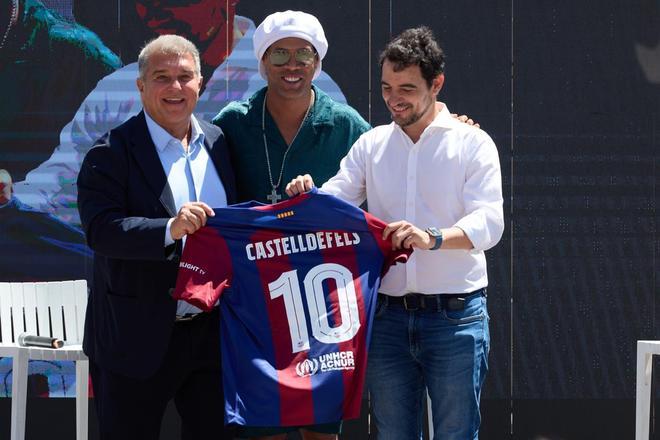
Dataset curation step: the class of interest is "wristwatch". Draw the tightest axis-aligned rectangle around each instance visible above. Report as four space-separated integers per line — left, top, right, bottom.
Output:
425 227 443 250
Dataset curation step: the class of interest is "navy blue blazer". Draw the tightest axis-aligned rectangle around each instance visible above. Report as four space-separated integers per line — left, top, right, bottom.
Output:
77 111 236 378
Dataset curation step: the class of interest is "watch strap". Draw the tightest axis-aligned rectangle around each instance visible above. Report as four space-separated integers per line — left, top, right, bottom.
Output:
426 227 443 250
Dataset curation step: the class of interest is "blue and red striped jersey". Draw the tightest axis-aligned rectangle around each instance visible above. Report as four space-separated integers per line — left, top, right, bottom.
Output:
174 189 411 427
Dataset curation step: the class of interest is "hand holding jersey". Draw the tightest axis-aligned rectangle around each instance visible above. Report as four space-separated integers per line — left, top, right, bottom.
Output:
169 201 215 240
381 220 435 250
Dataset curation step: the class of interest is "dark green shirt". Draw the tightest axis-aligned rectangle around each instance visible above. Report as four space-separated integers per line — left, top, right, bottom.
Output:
212 85 371 203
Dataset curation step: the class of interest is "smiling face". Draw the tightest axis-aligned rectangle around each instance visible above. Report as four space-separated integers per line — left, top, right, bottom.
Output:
262 37 318 101
381 60 444 133
136 51 202 139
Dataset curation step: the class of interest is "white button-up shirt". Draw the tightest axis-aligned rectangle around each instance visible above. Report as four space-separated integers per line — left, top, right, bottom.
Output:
145 111 227 314
145 112 227 222
321 103 504 296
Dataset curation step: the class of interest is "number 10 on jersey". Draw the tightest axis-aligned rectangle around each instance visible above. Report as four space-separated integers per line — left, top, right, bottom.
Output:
268 263 362 353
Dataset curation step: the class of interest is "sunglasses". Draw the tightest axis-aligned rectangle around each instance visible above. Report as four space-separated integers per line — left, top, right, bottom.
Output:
268 48 317 66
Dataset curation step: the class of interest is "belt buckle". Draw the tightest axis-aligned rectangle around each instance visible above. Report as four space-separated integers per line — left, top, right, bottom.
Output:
175 313 198 322
403 295 420 311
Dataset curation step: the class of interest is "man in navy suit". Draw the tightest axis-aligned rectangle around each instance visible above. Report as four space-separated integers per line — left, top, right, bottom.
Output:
77 34 236 440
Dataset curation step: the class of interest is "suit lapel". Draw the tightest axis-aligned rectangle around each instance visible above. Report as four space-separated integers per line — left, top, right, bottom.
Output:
128 112 177 217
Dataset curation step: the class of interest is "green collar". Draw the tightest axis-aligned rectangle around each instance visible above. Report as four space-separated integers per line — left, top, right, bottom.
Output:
246 84 335 128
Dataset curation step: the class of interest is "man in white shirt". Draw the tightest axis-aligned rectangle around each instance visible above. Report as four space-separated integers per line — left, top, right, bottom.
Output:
286 26 504 439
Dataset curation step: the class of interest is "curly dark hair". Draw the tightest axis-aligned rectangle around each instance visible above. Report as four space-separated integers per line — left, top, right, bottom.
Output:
379 26 445 87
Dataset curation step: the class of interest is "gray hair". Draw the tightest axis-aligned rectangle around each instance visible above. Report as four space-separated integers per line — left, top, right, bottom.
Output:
137 35 202 79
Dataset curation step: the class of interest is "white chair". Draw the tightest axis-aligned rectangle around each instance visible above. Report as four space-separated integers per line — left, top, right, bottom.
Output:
0 280 89 440
636 340 660 440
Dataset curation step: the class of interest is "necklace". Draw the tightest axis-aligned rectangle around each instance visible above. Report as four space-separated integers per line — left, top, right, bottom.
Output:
0 0 18 51
262 90 314 204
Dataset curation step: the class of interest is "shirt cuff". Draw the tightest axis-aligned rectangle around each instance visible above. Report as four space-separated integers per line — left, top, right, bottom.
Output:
165 217 175 247
454 216 485 251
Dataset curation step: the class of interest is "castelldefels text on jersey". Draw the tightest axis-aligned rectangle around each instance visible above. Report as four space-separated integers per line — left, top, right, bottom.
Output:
246 231 362 261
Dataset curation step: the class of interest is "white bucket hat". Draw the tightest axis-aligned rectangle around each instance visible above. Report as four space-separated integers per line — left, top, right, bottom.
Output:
253 10 328 80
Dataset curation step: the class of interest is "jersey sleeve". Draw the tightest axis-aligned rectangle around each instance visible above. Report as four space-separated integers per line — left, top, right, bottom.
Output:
362 211 413 276
173 226 233 312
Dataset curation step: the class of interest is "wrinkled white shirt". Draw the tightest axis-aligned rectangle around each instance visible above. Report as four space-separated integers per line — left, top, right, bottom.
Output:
321 103 504 295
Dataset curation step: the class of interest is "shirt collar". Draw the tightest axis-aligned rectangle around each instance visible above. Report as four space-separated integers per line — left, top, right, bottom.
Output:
427 102 456 129
309 84 335 126
392 101 456 137
144 111 205 153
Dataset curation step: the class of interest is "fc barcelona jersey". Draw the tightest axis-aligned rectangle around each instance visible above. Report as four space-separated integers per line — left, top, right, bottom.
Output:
173 189 411 427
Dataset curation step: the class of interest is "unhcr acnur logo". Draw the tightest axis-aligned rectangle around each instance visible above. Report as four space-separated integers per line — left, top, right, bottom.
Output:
295 358 320 377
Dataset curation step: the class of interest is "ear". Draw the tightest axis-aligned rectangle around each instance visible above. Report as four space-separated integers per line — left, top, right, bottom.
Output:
432 73 445 95
136 78 144 93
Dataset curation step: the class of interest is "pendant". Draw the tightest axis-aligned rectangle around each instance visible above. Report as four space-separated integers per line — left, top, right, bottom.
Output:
267 187 282 204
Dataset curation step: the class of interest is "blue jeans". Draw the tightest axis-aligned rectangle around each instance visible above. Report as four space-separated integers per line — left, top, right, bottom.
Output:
366 291 490 440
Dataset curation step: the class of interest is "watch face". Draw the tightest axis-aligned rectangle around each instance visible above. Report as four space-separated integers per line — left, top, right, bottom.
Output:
426 227 443 250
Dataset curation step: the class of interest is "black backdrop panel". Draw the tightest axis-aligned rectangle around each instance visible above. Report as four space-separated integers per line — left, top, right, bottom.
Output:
513 0 659 401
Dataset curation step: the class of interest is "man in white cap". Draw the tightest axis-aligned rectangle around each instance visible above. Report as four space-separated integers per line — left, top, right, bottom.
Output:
212 10 370 207
212 10 370 440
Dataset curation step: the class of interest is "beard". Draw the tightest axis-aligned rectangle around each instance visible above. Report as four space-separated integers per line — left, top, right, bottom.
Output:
389 95 435 127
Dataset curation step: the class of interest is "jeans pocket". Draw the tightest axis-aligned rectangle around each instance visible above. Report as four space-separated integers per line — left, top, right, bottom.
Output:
374 296 388 318
441 300 486 324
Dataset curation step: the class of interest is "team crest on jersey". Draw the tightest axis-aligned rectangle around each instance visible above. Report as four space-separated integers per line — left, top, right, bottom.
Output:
295 351 356 377
295 358 319 377
277 210 295 219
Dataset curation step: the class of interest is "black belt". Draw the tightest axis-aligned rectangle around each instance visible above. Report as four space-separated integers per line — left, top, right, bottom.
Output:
380 288 486 312
175 313 204 322
175 308 217 323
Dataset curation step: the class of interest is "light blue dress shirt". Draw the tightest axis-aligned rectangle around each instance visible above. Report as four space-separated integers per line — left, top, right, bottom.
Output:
145 112 227 315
